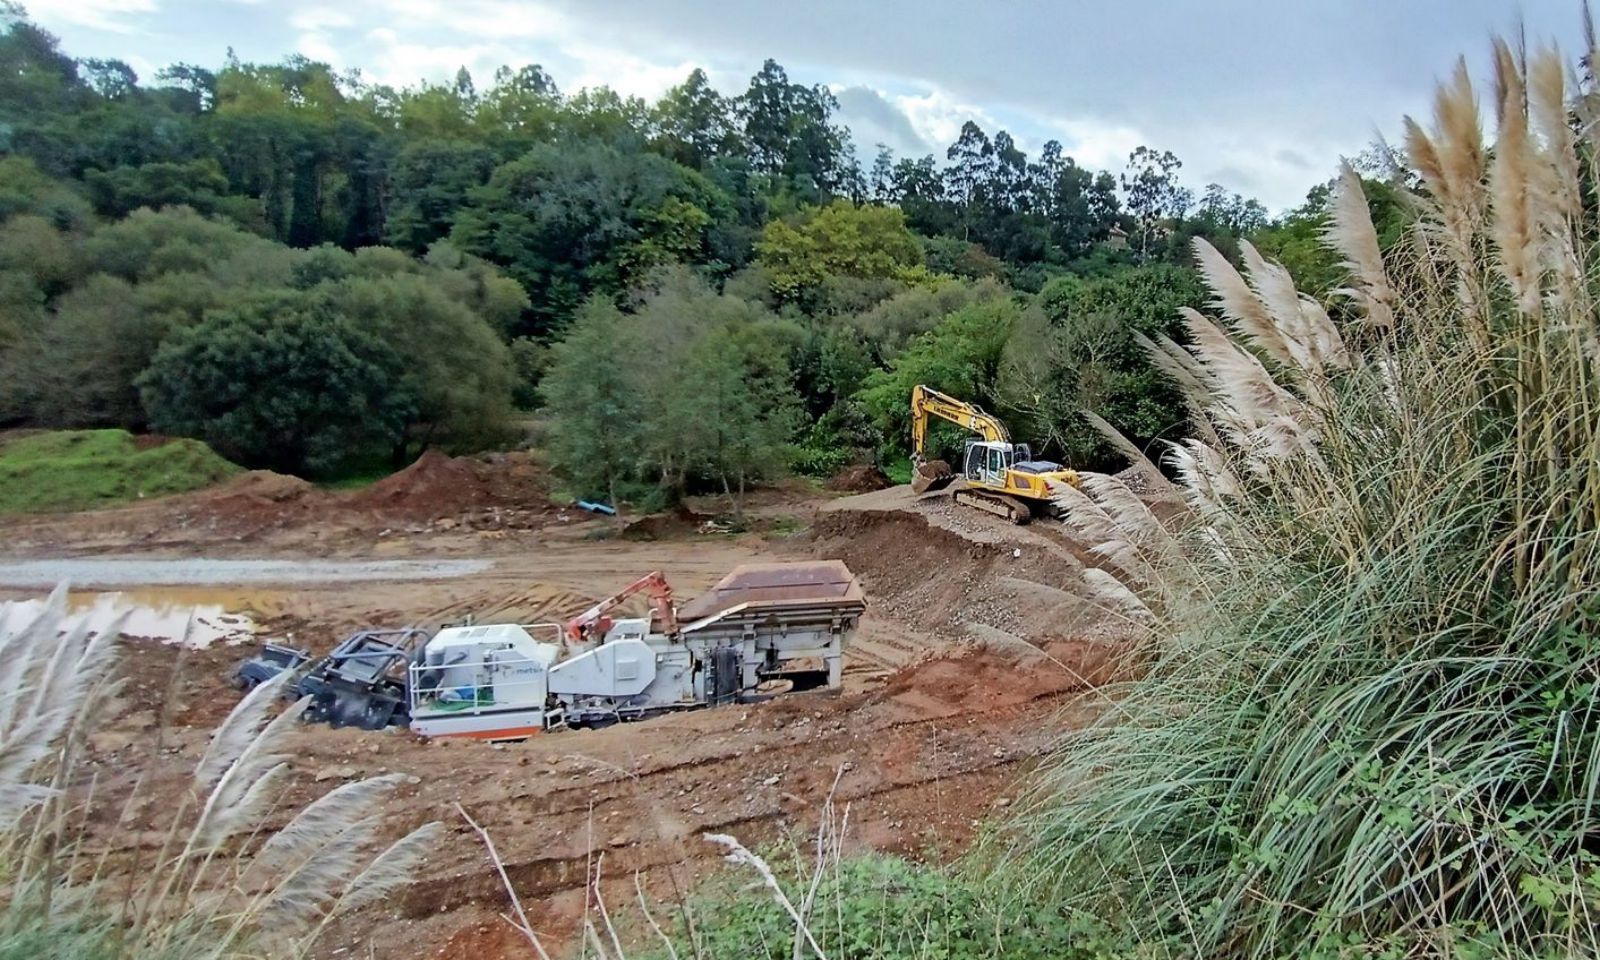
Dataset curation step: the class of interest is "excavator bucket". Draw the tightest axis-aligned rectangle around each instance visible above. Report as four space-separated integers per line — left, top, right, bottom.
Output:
910 459 955 495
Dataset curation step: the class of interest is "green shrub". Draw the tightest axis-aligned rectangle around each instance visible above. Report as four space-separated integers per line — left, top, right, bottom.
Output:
792 401 878 478
880 456 913 486
856 298 1021 458
647 852 1135 960
542 272 803 509
138 292 416 476
790 443 851 478
998 264 1202 471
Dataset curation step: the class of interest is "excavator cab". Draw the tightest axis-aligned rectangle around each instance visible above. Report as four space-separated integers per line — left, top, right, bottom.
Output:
962 441 1061 486
964 441 1015 487
909 414 1028 494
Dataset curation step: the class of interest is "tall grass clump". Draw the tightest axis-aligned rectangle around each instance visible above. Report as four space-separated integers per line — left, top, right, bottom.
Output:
0 586 440 959
1014 35 1600 959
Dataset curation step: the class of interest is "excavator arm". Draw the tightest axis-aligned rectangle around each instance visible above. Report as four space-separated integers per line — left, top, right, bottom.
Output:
909 384 1009 461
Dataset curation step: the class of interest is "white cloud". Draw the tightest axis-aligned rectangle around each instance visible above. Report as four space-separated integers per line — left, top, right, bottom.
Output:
832 85 933 158
873 82 1145 172
1038 115 1144 172
125 52 157 81
885 86 1327 211
290 7 354 33
367 41 506 87
374 0 569 40
296 31 343 69
1185 130 1367 213
336 0 696 96
23 0 157 33
285 4 356 70
561 41 698 98
892 88 997 152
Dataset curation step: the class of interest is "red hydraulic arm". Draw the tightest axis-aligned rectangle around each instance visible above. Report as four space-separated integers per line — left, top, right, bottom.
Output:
563 571 679 644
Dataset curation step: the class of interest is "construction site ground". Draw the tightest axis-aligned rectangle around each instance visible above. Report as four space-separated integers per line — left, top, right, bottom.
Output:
0 453 1133 959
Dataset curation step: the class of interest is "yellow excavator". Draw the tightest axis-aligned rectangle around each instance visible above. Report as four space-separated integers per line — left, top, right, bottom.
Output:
909 384 1079 524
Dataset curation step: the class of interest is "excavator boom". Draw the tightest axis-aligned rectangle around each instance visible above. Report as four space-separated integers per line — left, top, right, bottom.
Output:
910 384 1009 454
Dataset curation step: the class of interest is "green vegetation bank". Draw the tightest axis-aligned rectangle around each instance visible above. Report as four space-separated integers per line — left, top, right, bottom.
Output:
0 4 1399 500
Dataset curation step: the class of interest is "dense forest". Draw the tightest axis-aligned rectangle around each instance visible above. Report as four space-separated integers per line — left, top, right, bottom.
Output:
0 4 1404 502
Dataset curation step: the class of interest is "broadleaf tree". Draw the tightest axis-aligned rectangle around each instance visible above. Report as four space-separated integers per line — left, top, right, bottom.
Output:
138 292 416 475
539 298 648 507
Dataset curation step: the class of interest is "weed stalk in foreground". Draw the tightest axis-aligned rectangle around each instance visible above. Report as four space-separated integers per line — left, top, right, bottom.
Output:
1013 31 1600 960
0 585 441 959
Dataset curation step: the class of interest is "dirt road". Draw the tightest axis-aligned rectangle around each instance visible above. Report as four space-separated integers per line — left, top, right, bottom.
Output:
1 457 1128 958
0 556 492 587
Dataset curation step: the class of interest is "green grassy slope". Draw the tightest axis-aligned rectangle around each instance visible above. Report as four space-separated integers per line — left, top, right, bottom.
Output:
0 429 241 515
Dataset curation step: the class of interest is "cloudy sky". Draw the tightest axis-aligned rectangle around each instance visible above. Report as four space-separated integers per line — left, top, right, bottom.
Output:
18 0 1583 212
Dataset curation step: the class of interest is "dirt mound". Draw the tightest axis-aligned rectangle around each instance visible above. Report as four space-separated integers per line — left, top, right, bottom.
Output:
347 450 556 524
209 470 314 502
1038 635 1134 687
622 503 714 540
811 508 1123 653
178 470 324 534
825 463 892 492
813 509 998 623
0 449 562 554
350 449 490 515
130 433 175 451
473 451 554 505
880 644 1083 711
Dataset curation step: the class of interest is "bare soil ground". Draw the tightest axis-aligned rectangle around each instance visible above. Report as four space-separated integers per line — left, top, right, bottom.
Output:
0 455 1133 959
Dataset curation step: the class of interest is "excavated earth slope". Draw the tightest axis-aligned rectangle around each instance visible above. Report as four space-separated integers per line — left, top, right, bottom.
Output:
4 468 1139 959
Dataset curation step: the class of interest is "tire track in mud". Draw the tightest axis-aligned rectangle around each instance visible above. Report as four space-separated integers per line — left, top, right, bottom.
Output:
75 663 1096 869
444 685 1086 816
389 670 1102 921
398 716 1065 918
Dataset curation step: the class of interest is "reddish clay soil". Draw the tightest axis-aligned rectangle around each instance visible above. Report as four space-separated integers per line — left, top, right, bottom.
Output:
621 503 716 540
824 463 892 493
0 457 1143 959
0 449 565 557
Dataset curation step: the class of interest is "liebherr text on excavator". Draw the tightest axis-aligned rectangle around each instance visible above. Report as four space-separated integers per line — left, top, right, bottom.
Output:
909 384 1079 524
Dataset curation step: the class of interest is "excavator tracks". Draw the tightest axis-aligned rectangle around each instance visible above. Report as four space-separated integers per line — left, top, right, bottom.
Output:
952 487 1033 524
